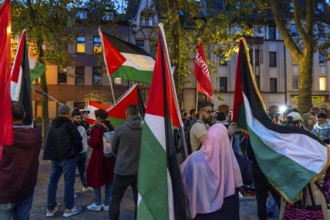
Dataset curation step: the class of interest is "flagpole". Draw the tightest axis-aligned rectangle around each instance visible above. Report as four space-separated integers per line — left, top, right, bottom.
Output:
98 28 116 104
35 89 63 105
195 83 199 110
159 23 188 158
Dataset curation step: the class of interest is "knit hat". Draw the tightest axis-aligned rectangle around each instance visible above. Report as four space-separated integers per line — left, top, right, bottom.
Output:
58 105 70 115
71 108 81 116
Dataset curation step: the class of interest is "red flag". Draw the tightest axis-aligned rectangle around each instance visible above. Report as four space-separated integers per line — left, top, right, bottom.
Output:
194 41 213 100
0 0 13 147
84 100 111 124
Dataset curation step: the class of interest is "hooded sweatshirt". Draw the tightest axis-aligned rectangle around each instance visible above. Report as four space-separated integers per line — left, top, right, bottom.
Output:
0 125 42 204
112 115 143 175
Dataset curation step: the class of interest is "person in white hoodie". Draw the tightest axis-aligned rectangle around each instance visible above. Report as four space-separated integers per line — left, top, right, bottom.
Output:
72 109 90 192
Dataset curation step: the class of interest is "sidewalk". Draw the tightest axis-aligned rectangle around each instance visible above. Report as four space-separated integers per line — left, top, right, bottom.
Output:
30 151 278 219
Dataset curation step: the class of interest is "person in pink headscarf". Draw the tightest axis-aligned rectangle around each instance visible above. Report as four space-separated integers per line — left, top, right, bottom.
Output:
180 123 243 220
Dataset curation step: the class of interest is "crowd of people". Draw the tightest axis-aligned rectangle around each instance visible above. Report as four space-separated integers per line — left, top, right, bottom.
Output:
1 100 330 219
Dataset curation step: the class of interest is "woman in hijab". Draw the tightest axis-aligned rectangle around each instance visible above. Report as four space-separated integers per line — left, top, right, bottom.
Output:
180 123 243 220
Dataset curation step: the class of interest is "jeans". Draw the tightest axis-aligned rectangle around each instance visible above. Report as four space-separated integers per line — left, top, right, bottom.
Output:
109 174 138 220
47 159 77 210
76 152 88 188
93 184 112 206
0 195 33 220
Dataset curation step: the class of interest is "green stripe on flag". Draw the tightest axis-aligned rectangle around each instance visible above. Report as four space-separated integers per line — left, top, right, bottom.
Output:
248 128 316 202
137 120 169 220
108 117 125 128
111 66 153 84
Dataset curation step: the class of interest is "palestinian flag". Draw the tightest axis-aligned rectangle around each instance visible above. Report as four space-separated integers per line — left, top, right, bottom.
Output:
10 30 33 125
108 83 145 127
99 30 155 84
0 0 13 147
137 25 190 220
232 39 329 203
84 100 111 125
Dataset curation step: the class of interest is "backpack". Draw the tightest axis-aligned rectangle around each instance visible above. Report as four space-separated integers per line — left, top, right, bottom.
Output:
100 123 114 157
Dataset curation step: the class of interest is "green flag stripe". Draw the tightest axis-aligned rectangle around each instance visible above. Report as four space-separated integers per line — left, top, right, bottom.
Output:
111 65 153 84
108 117 125 128
138 119 169 219
248 127 315 201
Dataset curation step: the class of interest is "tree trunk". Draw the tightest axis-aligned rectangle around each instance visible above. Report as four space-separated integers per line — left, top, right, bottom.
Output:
37 38 49 140
298 52 313 114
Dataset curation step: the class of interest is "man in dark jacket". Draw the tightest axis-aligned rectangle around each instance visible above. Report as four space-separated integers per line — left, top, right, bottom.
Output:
109 104 142 220
0 101 42 220
43 105 82 218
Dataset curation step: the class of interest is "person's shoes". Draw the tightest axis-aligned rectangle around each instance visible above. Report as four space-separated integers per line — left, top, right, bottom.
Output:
74 193 78 199
238 191 244 200
82 187 93 192
86 203 102 211
63 206 82 217
102 204 109 211
46 206 59 217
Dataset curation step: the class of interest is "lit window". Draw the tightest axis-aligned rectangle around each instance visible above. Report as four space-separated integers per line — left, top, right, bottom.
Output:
75 67 85 85
93 36 102 54
114 78 122 85
292 77 299 90
148 17 153 26
320 76 326 91
93 67 102 85
76 37 85 53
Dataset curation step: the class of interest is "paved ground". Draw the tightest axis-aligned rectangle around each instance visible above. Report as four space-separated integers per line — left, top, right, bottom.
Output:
30 150 279 219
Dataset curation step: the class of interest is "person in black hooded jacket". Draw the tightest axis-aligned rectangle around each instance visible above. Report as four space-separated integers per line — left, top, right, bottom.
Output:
43 105 82 218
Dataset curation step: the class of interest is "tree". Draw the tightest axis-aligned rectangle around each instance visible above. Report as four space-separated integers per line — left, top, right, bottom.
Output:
263 0 329 113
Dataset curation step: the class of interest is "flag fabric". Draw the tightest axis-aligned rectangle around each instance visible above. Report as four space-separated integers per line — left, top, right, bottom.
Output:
0 0 13 147
84 100 111 125
194 41 212 100
10 30 33 125
99 30 155 84
29 57 46 90
232 39 329 203
107 83 145 128
137 26 190 220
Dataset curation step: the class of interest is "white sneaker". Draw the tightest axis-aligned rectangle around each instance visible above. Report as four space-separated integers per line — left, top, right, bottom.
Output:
86 203 102 211
102 204 109 211
239 191 244 200
46 206 59 217
63 206 82 217
82 187 93 192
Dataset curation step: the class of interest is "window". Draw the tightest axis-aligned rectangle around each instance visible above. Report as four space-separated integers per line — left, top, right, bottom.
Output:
255 49 260 66
75 67 85 85
319 52 325 64
269 25 276 40
76 10 87 20
269 52 277 67
292 77 299 90
74 102 85 109
270 78 277 92
76 37 85 53
114 78 122 85
219 77 227 92
136 40 144 50
93 36 102 54
102 11 114 21
148 17 153 26
58 71 67 84
320 76 326 91
93 67 102 85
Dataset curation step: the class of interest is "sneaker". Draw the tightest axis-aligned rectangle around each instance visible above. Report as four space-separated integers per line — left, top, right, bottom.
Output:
102 204 109 211
46 206 59 217
239 191 244 200
63 206 82 217
86 203 102 211
82 187 93 192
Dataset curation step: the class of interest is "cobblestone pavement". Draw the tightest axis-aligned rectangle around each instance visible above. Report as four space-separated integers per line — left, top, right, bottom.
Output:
30 151 279 220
